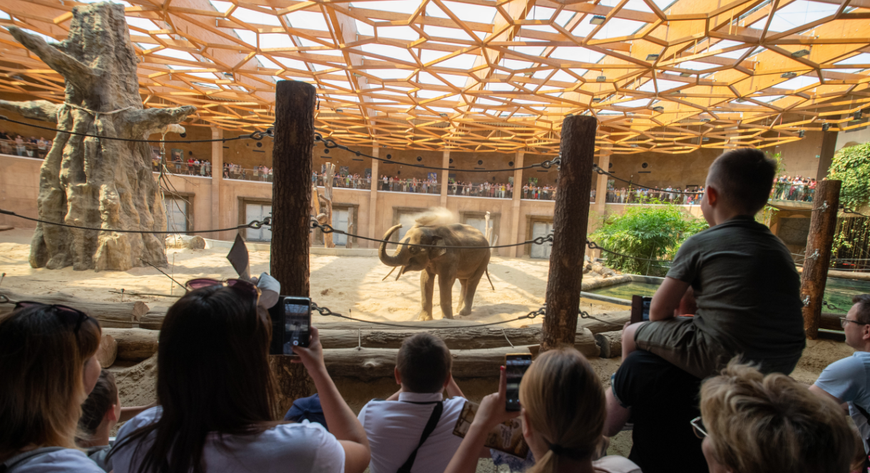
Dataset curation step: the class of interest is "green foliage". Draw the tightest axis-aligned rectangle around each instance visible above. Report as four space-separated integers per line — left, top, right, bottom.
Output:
591 205 709 276
767 151 787 177
829 143 870 211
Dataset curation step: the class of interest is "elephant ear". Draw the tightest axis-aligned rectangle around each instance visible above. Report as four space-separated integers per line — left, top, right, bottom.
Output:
429 236 447 260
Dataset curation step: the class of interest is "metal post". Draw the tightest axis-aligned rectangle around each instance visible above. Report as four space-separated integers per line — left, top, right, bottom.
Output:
269 80 316 414
801 179 842 339
543 116 597 350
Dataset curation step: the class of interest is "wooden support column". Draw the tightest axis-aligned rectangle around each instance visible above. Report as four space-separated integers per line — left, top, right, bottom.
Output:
210 127 223 239
816 131 838 182
368 146 379 249
509 150 525 258
440 150 450 207
800 179 842 339
269 80 315 413
543 116 597 350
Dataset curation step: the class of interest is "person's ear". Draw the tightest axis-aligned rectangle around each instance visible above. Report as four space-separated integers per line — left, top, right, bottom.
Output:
106 403 119 422
706 185 719 206
862 323 870 341
520 408 533 440
394 366 402 385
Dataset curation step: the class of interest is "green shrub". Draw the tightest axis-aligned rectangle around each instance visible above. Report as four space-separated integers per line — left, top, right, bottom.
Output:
828 143 870 211
591 204 708 276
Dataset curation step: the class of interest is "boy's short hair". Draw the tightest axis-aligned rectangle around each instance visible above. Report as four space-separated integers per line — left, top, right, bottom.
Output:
79 370 118 435
396 333 451 393
853 294 870 324
708 149 776 215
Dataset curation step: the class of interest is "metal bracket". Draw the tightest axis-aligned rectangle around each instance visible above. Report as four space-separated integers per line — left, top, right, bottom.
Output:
802 295 810 307
807 249 820 260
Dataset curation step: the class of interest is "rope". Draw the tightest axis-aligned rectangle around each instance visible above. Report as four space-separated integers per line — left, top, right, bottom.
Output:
0 208 271 235
0 115 271 144
315 134 561 173
63 103 135 120
310 302 547 330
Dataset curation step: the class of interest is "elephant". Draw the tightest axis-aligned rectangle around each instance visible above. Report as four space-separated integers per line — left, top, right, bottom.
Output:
378 223 494 321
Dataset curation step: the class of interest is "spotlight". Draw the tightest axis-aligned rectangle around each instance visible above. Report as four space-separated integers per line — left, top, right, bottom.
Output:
781 72 797 79
798 130 805 138
596 75 606 82
854 109 863 120
590 15 606 25
335 108 344 113
646 53 660 61
652 106 664 112
680 72 692 77
822 123 831 132
792 49 810 58
439 112 448 117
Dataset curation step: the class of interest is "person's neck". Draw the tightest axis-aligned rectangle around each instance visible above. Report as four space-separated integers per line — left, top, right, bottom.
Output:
552 456 597 473
78 425 111 449
710 209 747 226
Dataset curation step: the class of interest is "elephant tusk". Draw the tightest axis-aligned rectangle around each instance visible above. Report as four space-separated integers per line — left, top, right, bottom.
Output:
396 266 405 281
381 267 397 282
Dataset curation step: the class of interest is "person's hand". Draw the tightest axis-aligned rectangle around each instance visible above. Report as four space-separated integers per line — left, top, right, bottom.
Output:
292 326 326 375
473 366 520 430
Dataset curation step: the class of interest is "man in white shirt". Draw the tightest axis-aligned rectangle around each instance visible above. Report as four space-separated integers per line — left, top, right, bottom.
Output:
358 333 474 473
810 294 870 454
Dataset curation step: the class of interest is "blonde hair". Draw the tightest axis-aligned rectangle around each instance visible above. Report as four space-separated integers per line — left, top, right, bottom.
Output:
700 361 855 473
519 347 605 473
0 305 101 460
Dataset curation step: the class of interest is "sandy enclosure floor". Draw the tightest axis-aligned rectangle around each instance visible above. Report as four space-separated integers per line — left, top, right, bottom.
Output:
0 229 857 460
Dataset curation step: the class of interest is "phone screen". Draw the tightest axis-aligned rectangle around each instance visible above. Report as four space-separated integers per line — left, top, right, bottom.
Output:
282 297 310 355
505 354 532 412
641 296 652 321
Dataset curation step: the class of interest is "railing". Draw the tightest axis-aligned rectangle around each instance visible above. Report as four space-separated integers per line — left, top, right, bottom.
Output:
603 188 700 205
770 181 816 202
448 183 513 199
1 138 50 158
376 178 439 194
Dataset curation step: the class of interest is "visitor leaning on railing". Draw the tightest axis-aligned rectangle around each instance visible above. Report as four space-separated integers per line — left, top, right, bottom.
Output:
447 181 512 199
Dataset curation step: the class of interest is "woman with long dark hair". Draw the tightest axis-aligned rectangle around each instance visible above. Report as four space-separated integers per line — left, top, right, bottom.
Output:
0 302 104 472
111 280 370 473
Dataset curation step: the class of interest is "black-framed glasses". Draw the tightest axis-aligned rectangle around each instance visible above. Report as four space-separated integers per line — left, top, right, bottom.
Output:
840 317 866 329
184 278 261 302
15 301 90 334
690 416 708 439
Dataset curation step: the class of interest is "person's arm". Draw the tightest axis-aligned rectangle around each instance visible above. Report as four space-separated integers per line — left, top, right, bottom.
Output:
649 277 690 321
119 402 157 423
808 385 849 413
294 327 370 473
444 367 519 473
445 373 465 399
604 387 631 437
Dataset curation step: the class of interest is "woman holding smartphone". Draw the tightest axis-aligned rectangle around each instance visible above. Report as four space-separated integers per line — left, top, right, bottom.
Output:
445 347 639 473
111 280 370 473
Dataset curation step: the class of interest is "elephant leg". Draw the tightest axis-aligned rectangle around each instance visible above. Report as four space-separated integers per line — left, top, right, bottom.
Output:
419 270 435 321
460 274 483 316
439 275 456 320
457 279 469 315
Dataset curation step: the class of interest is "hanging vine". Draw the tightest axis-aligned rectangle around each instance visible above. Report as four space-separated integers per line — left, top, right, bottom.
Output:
828 143 870 267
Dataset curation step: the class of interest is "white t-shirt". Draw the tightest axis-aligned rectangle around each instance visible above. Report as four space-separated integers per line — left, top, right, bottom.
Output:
7 448 104 473
112 407 345 473
814 351 870 452
358 392 466 473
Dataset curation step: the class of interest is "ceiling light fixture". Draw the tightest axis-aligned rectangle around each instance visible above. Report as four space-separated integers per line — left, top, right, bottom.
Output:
590 15 606 25
646 54 660 61
439 113 448 117
781 72 797 79
596 75 606 82
854 110 863 120
822 123 831 131
652 106 664 112
798 130 805 138
791 49 810 58
680 72 692 77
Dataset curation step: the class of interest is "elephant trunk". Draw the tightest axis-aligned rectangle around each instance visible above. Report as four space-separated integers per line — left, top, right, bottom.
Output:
378 224 407 267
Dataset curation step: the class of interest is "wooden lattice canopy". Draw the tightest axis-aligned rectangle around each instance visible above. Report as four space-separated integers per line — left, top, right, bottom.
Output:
1 0 869 154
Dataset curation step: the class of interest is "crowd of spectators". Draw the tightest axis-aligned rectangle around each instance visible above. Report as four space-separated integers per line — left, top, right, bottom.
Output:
772 175 817 202
377 175 439 194
0 131 51 158
604 186 703 205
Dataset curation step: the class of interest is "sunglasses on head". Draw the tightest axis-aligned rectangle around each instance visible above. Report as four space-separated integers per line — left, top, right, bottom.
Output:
15 301 90 334
690 416 708 439
184 278 261 300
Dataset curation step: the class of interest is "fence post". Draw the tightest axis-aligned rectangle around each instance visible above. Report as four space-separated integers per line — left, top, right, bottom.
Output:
801 179 841 339
269 80 316 414
543 116 597 350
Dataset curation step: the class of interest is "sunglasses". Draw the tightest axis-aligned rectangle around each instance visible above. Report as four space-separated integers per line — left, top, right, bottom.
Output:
15 301 90 334
690 416 708 439
184 278 261 301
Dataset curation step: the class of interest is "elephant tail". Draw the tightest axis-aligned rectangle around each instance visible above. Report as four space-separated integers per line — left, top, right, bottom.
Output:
486 268 495 291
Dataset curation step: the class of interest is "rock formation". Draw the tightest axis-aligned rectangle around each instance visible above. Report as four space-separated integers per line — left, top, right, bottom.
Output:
0 2 195 270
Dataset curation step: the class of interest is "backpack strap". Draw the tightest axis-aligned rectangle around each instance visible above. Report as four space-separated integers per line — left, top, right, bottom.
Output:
397 401 444 473
1 447 65 473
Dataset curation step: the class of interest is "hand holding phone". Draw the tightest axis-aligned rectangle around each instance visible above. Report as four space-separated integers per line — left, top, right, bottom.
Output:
268 296 311 356
505 354 532 411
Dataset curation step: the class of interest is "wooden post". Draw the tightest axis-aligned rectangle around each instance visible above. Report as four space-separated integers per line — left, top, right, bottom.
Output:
816 131 838 182
543 116 597 350
801 179 842 339
269 80 315 414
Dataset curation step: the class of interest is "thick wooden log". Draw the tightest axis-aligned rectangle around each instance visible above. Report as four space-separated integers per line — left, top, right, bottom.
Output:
821 312 847 331
103 328 160 361
323 346 534 381
269 80 316 412
544 115 597 350
96 334 117 368
594 331 622 358
801 180 842 339
0 289 148 328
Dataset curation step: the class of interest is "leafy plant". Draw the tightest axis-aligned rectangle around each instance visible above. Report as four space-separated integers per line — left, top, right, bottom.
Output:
828 143 870 211
591 205 708 276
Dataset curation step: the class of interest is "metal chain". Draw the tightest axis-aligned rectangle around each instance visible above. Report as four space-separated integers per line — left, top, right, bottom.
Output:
310 300 546 329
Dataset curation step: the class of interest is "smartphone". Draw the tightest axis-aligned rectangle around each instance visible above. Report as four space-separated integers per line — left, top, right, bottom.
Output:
267 296 311 355
505 353 532 412
630 295 653 324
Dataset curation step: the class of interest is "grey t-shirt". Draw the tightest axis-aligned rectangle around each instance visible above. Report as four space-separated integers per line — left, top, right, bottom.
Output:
814 352 870 453
7 448 104 473
667 216 805 372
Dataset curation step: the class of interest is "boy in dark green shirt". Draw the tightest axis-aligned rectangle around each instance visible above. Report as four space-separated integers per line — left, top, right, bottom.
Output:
621 149 805 378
